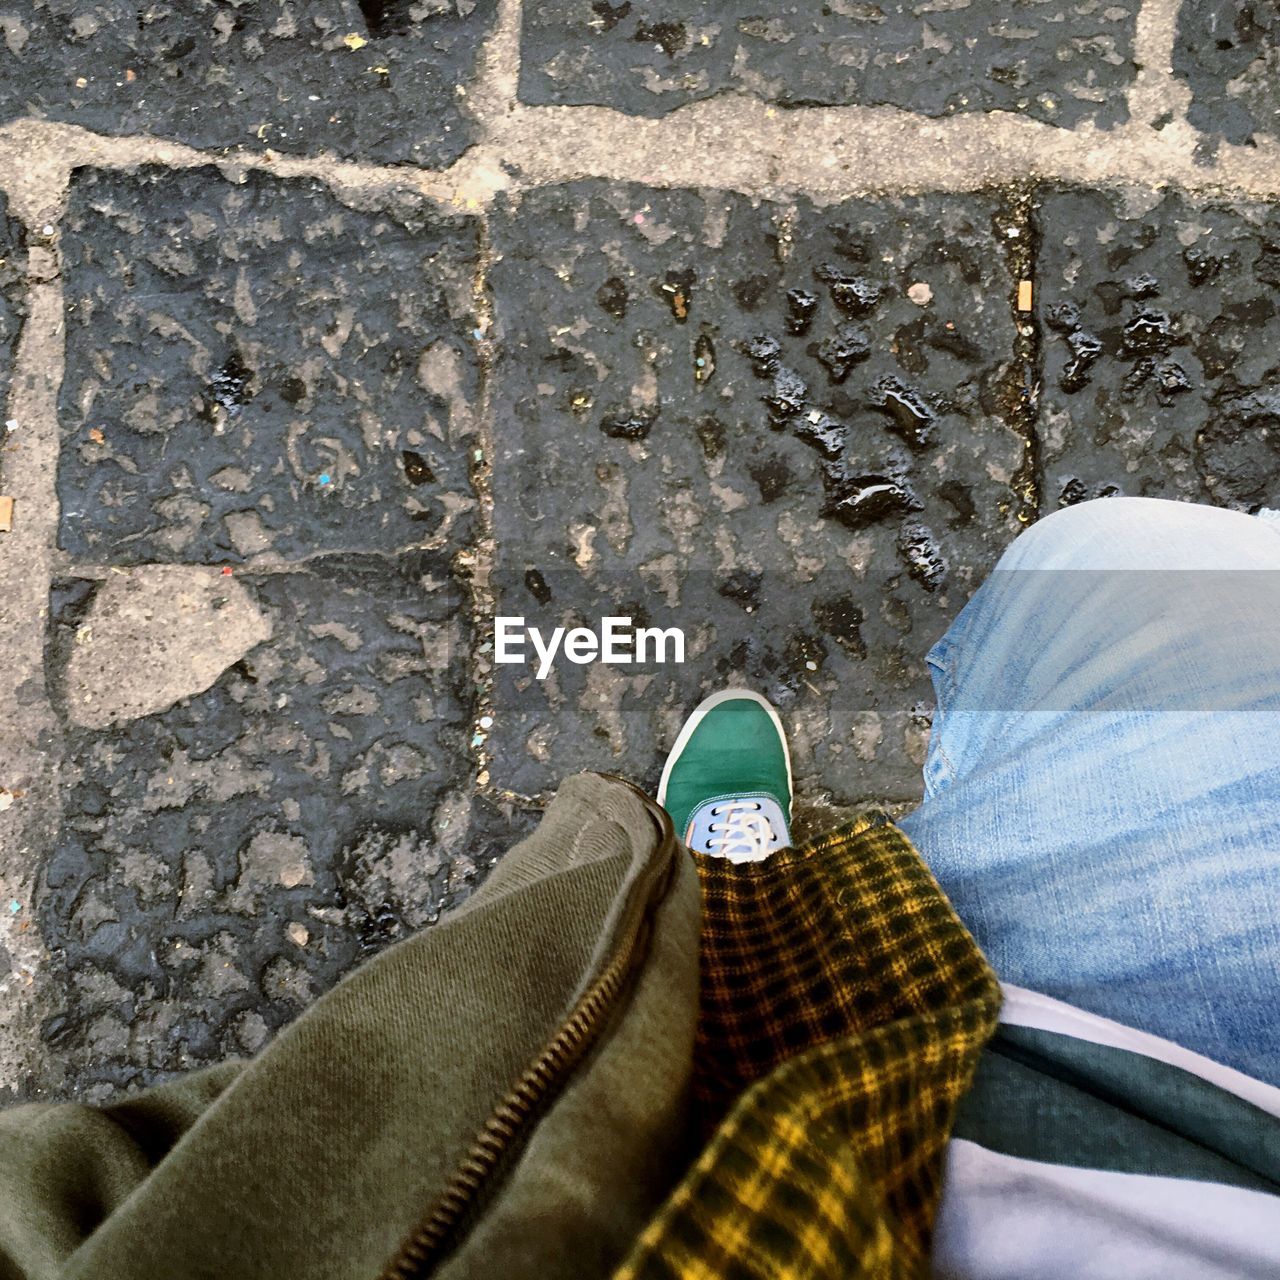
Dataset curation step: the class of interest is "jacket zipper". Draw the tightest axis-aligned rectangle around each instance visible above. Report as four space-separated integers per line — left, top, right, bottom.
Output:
376 775 679 1280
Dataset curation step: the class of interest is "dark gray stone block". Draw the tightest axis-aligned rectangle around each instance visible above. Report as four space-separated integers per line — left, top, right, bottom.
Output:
37 555 524 1097
520 0 1138 129
57 166 480 565
488 181 1024 804
1036 186 1280 513
0 1 495 167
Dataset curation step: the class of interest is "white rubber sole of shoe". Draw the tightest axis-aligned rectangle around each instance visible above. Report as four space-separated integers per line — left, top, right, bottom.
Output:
656 687 794 808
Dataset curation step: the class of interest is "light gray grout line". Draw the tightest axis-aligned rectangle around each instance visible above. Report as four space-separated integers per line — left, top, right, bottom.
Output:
1128 0 1193 130
457 214 543 813
0 240 68 1083
467 0 523 126
454 0 534 810
3 93 1280 230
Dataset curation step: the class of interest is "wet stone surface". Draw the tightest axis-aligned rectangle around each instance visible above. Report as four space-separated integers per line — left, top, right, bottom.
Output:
58 166 480 565
488 181 1024 804
38 554 522 1099
0 0 494 167
520 0 1138 129
1036 187 1280 513
1174 1 1280 148
0 194 23 433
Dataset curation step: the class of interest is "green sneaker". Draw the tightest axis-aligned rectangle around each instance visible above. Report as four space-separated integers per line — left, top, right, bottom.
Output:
657 688 793 862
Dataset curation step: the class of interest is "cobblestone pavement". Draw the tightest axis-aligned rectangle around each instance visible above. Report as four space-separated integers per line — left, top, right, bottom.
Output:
0 0 1278 1098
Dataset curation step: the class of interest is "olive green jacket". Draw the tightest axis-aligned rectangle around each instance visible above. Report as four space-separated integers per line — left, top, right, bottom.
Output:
0 772 1000 1279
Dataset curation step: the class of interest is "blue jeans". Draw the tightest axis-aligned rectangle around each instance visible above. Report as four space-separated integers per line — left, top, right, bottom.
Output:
900 497 1280 1086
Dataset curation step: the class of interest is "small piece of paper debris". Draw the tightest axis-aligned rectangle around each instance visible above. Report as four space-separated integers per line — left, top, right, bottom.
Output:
343 32 368 49
907 282 933 306
8 898 21 913
0 496 13 533
1017 280 1034 312
0 792 14 814
4 419 18 432
89 427 105 444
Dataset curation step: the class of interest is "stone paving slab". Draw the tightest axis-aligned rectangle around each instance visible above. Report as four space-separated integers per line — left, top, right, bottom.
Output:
0 192 22 423
37 553 508 1098
1036 186 1280 513
487 181 1025 804
0 1 495 167
1174 1 1280 148
519 0 1138 129
57 166 480 565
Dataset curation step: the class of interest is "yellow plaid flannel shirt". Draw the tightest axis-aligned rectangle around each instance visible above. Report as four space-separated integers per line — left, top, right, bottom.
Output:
617 810 1001 1280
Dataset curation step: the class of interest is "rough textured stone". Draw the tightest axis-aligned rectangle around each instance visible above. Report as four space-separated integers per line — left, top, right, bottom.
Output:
61 565 273 729
1036 187 1280 514
58 166 479 565
0 0 495 167
520 0 1138 129
489 181 1024 803
38 554 522 1096
0 194 22 437
1174 1 1280 147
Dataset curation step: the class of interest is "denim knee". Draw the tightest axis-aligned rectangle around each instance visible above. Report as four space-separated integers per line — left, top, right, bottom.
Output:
997 496 1280 572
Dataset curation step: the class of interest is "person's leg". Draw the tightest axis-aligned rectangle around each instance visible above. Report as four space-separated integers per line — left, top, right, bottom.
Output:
899 497 1280 1085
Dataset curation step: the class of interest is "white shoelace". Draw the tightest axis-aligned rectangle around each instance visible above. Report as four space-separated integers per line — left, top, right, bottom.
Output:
704 800 780 859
